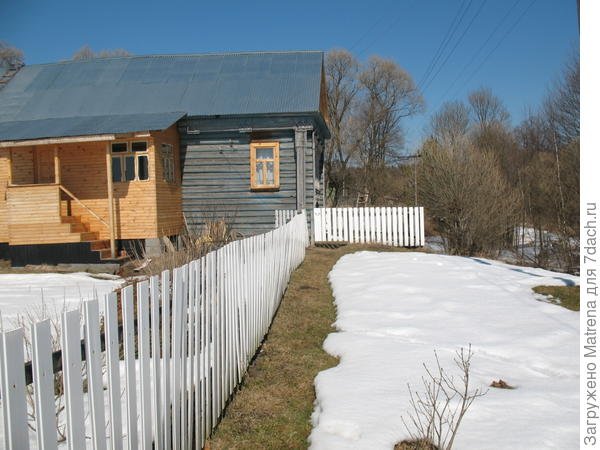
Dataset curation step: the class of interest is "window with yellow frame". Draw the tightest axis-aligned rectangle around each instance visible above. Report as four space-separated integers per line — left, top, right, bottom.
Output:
250 141 280 190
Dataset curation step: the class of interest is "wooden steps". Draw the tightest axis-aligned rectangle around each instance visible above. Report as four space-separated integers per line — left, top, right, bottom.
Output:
10 216 96 245
9 214 130 263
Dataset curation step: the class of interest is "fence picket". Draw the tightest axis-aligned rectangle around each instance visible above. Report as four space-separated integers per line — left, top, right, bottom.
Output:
2 328 30 450
150 276 162 450
83 299 107 450
122 285 138 450
186 263 195 450
104 292 122 450
314 208 322 242
161 270 172 450
62 310 85 450
137 281 152 450
408 207 414 247
193 260 202 450
342 208 349 242
171 268 183 450
31 320 57 450
419 207 425 246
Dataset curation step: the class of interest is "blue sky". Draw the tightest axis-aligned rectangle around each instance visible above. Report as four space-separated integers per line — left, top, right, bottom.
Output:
1 0 579 150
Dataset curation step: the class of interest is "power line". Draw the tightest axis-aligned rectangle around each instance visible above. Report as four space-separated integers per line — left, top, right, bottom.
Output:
355 0 418 58
434 0 522 109
420 0 489 94
417 0 470 90
449 0 538 99
348 12 390 52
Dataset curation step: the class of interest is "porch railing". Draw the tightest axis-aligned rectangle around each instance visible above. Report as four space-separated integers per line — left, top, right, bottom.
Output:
59 185 109 230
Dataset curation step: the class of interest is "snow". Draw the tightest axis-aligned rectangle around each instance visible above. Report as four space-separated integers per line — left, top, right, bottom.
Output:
309 251 579 450
0 272 123 447
0 272 123 325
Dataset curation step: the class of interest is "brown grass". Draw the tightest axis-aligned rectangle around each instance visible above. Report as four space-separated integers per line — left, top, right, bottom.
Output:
532 285 580 311
207 244 407 449
394 440 439 450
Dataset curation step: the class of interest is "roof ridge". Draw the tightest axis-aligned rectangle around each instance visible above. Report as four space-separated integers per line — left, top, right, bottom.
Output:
25 50 325 68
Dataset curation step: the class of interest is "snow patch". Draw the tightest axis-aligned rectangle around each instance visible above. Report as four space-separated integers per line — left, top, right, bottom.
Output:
309 251 579 450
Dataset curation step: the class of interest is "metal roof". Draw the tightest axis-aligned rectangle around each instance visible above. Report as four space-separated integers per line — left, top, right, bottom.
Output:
0 51 325 142
0 111 186 142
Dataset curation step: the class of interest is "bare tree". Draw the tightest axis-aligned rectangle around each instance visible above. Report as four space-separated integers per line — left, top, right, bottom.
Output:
356 56 423 201
0 41 24 69
324 49 360 205
72 45 131 60
511 54 579 271
429 101 470 149
468 87 509 132
544 53 579 146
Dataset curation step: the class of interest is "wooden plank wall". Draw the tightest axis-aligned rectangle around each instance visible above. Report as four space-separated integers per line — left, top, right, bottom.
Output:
57 141 160 240
152 126 184 238
180 117 322 237
0 149 9 242
180 129 298 236
6 185 61 225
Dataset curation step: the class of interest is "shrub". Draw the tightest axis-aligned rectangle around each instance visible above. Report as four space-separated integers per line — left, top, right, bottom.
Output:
418 143 518 256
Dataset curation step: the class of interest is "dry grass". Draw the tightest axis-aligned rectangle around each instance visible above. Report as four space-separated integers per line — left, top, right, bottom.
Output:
533 285 580 311
394 440 439 450
207 244 407 450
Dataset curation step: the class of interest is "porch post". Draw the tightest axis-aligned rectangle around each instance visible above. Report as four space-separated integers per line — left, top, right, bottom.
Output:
7 149 12 184
105 144 116 258
53 146 61 184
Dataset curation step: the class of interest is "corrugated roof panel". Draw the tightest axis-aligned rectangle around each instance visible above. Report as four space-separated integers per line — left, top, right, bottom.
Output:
0 111 186 141
0 51 325 141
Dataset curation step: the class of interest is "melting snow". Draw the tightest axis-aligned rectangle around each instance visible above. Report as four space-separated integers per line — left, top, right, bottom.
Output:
309 251 579 450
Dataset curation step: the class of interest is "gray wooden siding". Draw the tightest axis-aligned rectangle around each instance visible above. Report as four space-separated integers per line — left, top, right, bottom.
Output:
181 130 297 236
179 116 325 237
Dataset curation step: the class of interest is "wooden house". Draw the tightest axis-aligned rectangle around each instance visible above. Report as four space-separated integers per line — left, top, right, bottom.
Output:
0 52 329 265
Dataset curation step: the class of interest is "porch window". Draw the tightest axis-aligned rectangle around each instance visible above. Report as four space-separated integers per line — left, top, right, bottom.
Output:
160 143 175 183
111 141 149 182
250 141 279 190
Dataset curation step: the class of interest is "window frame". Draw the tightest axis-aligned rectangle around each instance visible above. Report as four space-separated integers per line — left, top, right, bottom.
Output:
250 141 280 191
110 140 150 183
160 143 176 184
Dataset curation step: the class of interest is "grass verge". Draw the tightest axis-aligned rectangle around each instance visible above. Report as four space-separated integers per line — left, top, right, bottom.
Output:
207 244 406 449
533 285 580 311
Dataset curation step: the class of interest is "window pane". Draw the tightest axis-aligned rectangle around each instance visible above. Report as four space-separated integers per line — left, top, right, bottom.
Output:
266 161 274 184
112 157 122 182
132 141 147 152
167 160 174 183
112 142 127 153
255 162 263 184
138 155 149 180
125 156 135 181
256 147 273 160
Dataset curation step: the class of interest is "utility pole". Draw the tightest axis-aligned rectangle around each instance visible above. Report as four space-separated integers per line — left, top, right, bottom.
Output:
397 153 421 206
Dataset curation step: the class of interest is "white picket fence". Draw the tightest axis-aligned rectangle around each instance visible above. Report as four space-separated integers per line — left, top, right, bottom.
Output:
274 209 298 228
0 212 309 450
313 206 425 247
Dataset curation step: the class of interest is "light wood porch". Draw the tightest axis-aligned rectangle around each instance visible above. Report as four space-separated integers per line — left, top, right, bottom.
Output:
6 183 107 246
3 143 117 257
0 126 183 262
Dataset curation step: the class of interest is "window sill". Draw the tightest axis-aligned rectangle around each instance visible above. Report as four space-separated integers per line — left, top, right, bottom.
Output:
250 186 280 192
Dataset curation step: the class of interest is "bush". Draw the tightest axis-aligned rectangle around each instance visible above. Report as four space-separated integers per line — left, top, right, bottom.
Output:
418 143 518 256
